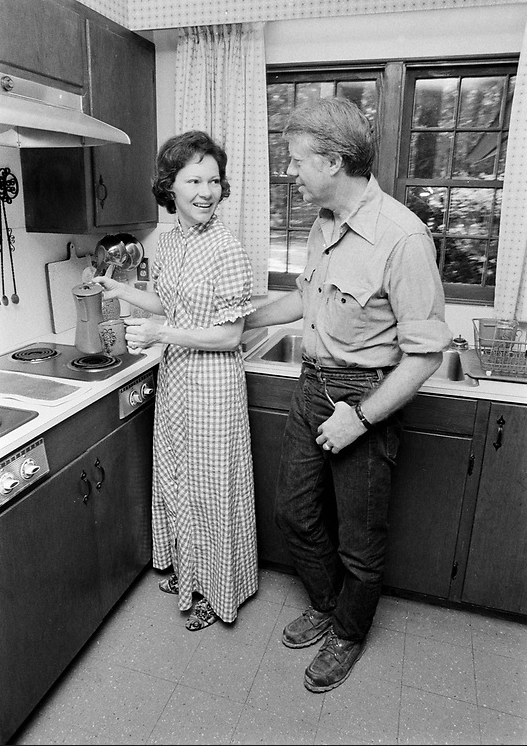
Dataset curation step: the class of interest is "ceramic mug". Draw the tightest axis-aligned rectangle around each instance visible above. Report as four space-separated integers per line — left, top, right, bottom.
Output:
98 318 127 356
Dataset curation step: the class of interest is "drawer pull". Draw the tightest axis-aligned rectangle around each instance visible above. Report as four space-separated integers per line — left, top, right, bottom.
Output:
493 415 506 451
94 458 105 490
79 470 92 503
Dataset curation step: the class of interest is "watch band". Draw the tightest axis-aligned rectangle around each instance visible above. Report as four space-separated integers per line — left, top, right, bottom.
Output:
355 402 373 430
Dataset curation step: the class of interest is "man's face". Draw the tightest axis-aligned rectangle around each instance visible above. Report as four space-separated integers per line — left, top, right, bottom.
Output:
286 135 332 208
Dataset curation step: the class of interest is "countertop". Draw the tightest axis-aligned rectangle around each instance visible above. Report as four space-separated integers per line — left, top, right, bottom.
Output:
1 324 527 460
0 329 163 459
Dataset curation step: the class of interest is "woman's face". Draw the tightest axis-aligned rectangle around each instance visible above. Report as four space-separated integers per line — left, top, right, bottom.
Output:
171 153 223 232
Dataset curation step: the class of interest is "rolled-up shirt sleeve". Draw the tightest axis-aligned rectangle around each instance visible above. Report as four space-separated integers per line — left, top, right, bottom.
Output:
387 233 453 354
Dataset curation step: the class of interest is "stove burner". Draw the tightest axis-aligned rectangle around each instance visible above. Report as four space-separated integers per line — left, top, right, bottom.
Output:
68 353 122 372
11 347 60 363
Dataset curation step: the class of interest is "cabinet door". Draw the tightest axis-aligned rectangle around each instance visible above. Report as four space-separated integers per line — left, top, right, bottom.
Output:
0 457 101 743
0 0 85 89
383 430 473 598
89 404 154 616
462 402 527 615
249 407 296 572
88 20 158 227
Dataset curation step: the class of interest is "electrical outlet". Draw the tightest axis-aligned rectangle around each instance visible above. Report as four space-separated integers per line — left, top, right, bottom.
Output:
137 258 150 281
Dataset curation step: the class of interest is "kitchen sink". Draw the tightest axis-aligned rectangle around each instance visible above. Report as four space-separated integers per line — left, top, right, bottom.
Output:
247 329 468 383
429 349 465 381
0 405 39 438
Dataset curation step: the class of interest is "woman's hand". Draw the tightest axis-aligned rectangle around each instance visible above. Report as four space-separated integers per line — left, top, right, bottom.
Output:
93 276 126 300
124 317 163 353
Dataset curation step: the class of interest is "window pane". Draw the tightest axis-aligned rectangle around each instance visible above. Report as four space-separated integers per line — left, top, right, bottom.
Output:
448 188 493 235
492 190 502 236
290 187 319 228
296 82 335 106
337 80 377 121
443 238 488 284
408 132 453 178
405 186 447 233
269 133 289 177
413 78 457 128
458 76 505 128
487 239 498 286
288 232 309 274
270 184 288 229
268 83 294 130
453 131 499 179
269 231 288 272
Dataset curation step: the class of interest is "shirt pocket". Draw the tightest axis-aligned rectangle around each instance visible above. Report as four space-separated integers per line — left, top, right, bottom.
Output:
324 279 374 347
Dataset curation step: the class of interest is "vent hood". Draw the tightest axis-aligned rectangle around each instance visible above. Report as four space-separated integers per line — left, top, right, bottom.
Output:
0 72 130 147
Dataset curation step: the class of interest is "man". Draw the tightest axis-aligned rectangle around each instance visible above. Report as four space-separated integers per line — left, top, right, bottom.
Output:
246 97 452 693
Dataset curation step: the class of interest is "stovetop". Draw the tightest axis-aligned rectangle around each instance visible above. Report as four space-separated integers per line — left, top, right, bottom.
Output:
0 343 145 382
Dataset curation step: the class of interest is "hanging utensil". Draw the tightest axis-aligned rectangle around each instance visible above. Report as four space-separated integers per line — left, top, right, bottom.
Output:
0 214 7 305
1 201 19 303
0 167 19 305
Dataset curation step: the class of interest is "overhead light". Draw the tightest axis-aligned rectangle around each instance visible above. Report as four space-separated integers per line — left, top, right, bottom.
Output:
0 72 130 147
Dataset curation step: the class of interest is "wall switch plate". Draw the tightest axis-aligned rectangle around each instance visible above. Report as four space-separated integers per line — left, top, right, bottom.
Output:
137 258 150 281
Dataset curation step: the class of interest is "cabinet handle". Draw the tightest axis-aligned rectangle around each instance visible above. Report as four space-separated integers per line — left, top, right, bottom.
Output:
493 415 506 451
79 470 92 503
96 175 108 209
94 457 105 491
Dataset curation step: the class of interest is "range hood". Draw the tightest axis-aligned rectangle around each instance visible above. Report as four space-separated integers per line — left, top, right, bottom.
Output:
0 71 130 148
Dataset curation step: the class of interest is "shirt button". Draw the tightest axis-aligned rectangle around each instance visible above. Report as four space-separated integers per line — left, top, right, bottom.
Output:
318 287 322 293
311 323 315 329
325 249 330 255
341 298 346 303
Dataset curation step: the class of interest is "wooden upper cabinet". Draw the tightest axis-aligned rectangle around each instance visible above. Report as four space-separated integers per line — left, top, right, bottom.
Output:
0 0 85 90
15 2 158 233
87 19 158 228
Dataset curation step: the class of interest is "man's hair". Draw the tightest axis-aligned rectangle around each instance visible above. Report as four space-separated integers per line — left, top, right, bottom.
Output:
283 97 375 178
152 130 231 214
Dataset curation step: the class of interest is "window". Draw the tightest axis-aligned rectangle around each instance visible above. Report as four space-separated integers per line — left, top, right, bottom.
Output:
267 59 517 304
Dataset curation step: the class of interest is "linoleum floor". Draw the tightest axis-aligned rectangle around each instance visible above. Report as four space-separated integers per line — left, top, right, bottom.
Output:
10 566 527 745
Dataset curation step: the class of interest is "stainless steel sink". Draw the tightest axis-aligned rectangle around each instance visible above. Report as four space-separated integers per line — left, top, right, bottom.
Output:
247 330 469 384
430 349 465 381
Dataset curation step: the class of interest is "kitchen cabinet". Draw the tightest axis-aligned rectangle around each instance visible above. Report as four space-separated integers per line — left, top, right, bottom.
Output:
0 0 85 91
0 393 154 744
247 373 297 571
383 394 488 599
461 402 527 615
17 0 157 232
246 372 527 618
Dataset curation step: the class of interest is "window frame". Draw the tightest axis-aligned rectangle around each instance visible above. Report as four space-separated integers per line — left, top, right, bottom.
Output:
266 56 518 304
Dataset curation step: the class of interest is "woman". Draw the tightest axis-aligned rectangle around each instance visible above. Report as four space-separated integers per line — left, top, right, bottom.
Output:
96 131 258 631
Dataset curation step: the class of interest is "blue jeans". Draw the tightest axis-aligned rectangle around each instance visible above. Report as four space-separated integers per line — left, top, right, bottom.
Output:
275 364 401 642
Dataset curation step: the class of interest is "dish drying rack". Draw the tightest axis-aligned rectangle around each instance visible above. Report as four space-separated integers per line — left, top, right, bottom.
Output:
473 318 527 379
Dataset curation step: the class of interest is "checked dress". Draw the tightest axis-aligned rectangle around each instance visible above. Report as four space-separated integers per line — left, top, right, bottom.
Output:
151 216 258 623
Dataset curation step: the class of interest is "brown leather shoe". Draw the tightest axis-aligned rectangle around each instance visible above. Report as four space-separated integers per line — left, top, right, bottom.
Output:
304 631 365 692
282 606 333 648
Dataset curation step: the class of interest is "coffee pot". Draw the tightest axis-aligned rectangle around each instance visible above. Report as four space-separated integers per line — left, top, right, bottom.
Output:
72 282 104 354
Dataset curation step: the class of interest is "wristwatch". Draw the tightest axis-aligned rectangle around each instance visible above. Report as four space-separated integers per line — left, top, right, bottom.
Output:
354 402 373 430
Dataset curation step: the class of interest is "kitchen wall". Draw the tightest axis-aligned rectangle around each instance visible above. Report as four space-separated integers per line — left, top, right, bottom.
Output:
1 2 526 355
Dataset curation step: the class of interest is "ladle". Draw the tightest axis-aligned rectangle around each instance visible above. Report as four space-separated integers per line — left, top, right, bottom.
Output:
0 167 19 305
0 215 7 305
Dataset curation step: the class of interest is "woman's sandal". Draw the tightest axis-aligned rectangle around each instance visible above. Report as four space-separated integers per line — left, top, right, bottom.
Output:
158 574 179 595
185 598 219 631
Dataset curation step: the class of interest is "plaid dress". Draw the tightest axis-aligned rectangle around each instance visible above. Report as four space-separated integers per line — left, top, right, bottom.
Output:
151 216 258 623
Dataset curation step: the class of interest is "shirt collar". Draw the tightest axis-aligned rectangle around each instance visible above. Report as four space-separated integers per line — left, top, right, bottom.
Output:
319 175 382 245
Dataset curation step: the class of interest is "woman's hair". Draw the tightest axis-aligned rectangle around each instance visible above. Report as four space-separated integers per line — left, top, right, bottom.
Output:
152 130 231 214
283 97 375 178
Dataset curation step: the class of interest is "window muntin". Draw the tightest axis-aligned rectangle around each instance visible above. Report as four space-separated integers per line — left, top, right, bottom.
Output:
399 66 516 302
266 60 517 303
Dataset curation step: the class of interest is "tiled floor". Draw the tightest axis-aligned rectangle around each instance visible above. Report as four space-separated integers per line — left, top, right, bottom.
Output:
10 566 527 745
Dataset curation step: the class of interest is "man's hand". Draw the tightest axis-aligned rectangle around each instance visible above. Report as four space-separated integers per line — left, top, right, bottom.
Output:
315 401 366 454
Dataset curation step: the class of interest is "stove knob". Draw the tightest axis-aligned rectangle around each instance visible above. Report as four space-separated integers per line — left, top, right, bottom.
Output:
129 389 142 407
20 458 40 480
0 471 20 495
141 383 154 399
